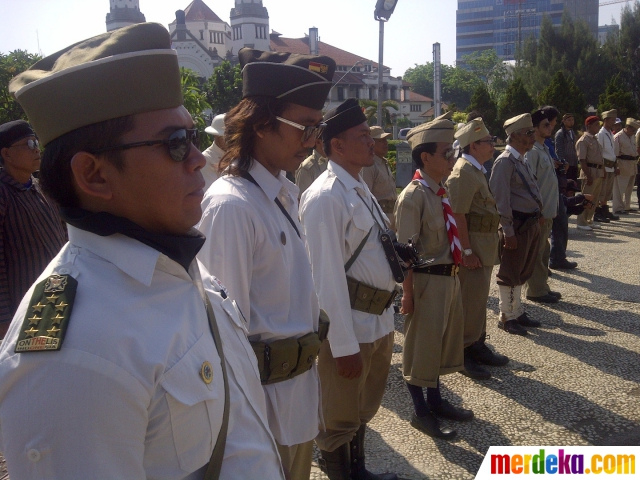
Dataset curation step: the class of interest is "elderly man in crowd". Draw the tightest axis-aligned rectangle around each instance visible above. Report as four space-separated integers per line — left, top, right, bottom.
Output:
596 109 620 222
555 113 579 181
613 117 640 214
362 126 398 221
576 116 606 231
201 112 227 190
295 135 328 197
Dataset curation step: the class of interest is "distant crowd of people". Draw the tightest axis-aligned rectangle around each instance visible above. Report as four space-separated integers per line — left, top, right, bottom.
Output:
0 21 638 480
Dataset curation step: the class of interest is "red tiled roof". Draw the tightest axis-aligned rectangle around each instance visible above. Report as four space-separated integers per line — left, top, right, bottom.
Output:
184 0 223 23
332 72 366 85
406 91 432 102
420 103 449 117
270 36 389 71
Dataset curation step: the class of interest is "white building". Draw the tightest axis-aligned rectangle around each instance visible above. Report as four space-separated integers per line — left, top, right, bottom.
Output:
106 0 146 32
230 0 271 53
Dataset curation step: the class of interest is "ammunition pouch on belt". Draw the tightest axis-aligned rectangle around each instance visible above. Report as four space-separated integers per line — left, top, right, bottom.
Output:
586 162 603 170
603 159 617 168
346 276 398 315
466 213 500 233
512 210 541 235
251 311 330 385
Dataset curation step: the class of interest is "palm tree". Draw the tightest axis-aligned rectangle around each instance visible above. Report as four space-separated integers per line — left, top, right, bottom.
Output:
359 99 399 129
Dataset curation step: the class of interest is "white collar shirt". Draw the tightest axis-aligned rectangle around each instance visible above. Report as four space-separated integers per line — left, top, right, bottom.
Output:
197 159 320 446
505 144 523 161
461 153 487 173
597 127 616 170
201 142 225 191
299 161 395 358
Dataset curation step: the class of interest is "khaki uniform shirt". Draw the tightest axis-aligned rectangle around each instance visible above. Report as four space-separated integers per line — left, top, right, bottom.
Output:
395 170 453 266
614 130 638 177
446 155 499 266
295 150 327 196
576 132 605 180
361 155 397 204
525 141 559 219
489 146 543 237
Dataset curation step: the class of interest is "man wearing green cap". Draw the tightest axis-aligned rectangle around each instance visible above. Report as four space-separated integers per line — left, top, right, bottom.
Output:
0 23 284 479
197 48 336 480
445 118 508 380
300 98 398 480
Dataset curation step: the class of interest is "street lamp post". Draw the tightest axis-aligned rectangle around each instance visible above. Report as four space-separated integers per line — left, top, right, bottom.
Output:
374 0 398 128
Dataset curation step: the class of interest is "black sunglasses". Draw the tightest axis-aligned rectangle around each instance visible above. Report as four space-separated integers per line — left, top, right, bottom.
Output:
91 128 199 162
8 138 40 151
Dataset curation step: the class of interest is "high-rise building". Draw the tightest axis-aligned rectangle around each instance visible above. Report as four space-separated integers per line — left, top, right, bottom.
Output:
456 0 599 62
106 0 146 32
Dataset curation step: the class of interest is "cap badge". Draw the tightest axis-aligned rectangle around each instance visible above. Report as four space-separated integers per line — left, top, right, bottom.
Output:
309 62 329 74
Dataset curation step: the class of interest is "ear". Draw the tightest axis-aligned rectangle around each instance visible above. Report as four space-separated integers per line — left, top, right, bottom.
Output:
330 137 342 156
69 152 115 201
420 151 429 167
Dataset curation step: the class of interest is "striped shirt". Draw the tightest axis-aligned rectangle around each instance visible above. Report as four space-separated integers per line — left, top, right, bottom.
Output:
0 169 67 327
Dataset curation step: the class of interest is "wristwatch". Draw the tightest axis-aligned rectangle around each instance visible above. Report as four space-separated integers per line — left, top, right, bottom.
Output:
462 248 473 257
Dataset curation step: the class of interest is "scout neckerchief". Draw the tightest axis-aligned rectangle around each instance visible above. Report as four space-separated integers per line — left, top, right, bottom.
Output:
412 169 462 266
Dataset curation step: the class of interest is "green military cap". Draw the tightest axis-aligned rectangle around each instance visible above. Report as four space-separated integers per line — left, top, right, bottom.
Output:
239 48 336 110
504 113 533 136
406 117 454 150
454 118 490 149
9 23 182 146
601 109 617 120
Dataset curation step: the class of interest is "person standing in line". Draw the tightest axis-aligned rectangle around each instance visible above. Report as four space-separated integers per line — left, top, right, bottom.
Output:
490 114 544 336
612 118 639 214
362 126 398 222
596 109 620 222
197 48 336 480
201 112 227 191
445 118 509 380
295 135 328 197
576 116 606 231
555 113 579 181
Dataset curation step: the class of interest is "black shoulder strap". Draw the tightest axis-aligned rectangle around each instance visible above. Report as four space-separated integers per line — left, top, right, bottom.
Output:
344 227 373 272
509 156 544 212
241 172 301 238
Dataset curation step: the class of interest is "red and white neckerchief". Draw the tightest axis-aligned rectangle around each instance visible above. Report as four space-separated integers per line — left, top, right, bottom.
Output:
412 169 462 266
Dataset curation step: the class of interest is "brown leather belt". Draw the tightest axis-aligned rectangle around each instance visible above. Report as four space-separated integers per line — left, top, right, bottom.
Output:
413 264 459 276
617 155 636 160
586 162 603 169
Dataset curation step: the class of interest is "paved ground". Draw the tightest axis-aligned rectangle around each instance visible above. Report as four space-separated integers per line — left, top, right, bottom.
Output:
0 206 638 480
311 208 640 479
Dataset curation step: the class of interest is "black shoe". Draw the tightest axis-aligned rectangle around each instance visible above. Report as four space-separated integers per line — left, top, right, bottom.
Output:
430 399 474 422
526 293 558 303
549 259 578 270
614 211 626 215
350 425 398 480
468 338 509 366
462 351 491 380
498 318 528 336
627 208 638 213
594 208 610 223
319 444 352 480
604 206 619 220
548 291 562 299
516 312 541 328
410 412 456 440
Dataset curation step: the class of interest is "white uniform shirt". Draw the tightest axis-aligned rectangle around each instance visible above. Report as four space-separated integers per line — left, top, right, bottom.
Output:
597 127 616 172
197 160 320 446
0 226 230 479
461 153 487 173
299 161 395 358
201 142 225 191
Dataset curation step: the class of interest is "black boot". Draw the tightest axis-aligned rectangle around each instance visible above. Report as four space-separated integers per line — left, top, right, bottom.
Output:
594 207 610 223
350 425 398 480
468 333 509 367
461 347 491 379
319 443 352 480
603 205 619 220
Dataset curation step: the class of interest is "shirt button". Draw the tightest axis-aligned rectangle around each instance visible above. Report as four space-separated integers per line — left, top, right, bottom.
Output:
27 449 41 462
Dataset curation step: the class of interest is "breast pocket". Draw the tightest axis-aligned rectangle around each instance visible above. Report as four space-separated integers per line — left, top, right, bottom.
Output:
423 213 446 251
161 333 224 474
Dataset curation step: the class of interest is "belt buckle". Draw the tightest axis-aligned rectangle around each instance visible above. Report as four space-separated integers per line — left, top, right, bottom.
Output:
451 265 459 276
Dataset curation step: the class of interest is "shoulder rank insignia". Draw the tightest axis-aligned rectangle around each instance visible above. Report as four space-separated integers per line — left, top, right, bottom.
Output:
15 274 77 353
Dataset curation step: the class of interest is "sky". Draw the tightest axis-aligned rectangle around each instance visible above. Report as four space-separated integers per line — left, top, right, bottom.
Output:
0 0 627 78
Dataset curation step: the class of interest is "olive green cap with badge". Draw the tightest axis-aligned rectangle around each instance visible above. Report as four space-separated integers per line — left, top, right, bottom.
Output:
239 48 336 110
9 23 183 146
455 118 490 149
504 113 533 135
601 109 617 120
406 117 454 151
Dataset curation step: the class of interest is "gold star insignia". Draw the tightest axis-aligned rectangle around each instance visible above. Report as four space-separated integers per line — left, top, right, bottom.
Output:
50 314 65 326
28 315 42 326
32 302 46 313
45 294 59 304
55 301 68 312
47 326 61 337
24 327 39 338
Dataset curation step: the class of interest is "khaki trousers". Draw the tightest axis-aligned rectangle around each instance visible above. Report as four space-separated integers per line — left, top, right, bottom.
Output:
315 332 393 452
403 274 464 388
496 221 541 287
598 171 615 204
577 176 603 225
524 218 552 298
612 174 636 212
459 265 493 347
277 441 313 480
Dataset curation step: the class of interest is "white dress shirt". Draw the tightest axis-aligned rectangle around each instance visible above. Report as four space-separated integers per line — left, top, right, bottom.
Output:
299 161 395 358
0 227 228 479
598 127 616 172
197 160 320 446
201 142 225 191
461 153 487 173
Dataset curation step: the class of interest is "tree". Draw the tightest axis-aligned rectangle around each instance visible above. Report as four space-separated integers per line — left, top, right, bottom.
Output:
0 50 42 124
498 78 534 127
598 73 638 120
537 71 586 124
180 68 213 149
403 63 434 99
461 49 510 103
616 2 640 106
467 84 500 136
403 62 480 110
203 60 242 115
359 99 399 128
395 117 412 128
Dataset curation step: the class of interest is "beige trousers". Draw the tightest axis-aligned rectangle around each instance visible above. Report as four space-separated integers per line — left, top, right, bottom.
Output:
524 218 552 298
459 265 493 347
598 171 615 204
315 332 394 452
276 441 313 480
577 177 603 225
612 174 636 212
